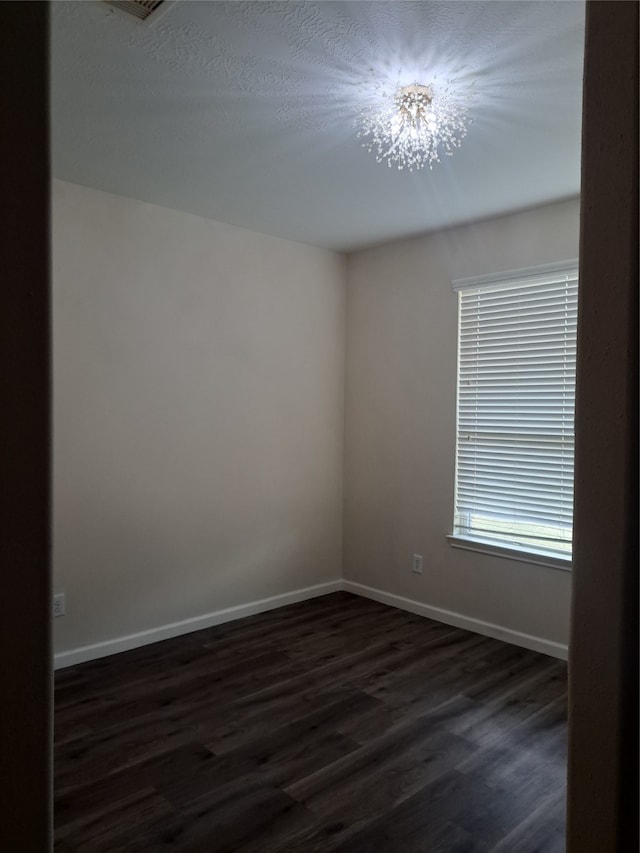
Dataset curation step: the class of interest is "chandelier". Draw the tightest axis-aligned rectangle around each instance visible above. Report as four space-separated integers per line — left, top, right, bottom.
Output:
357 77 472 171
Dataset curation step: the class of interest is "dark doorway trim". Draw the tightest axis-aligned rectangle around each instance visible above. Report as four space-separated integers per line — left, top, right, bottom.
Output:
568 2 639 851
0 2 52 849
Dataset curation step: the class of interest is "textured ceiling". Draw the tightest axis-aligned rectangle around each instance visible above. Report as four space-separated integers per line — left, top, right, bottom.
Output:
51 1 585 251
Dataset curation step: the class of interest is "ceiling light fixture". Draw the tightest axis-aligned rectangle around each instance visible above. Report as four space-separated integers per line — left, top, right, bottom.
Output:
357 76 473 171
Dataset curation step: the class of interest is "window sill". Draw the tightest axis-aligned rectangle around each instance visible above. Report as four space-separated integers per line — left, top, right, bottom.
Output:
446 535 572 572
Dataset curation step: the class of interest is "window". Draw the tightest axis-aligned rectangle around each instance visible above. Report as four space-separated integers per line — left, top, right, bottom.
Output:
450 262 578 566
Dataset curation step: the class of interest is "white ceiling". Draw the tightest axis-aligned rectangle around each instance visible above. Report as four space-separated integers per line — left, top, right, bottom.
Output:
51 1 585 252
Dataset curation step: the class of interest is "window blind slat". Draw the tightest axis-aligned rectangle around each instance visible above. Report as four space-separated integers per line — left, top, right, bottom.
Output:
453 265 578 559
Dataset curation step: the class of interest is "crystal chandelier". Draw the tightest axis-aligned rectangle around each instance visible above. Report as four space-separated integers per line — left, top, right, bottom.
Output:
357 77 472 171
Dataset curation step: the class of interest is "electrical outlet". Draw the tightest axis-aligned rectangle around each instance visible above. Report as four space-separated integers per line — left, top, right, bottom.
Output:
53 593 65 618
412 554 423 574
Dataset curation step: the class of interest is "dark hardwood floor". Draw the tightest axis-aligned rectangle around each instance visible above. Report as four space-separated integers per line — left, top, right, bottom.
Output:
54 592 567 852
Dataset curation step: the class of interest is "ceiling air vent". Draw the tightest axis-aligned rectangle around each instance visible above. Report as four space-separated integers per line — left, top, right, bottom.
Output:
104 1 166 22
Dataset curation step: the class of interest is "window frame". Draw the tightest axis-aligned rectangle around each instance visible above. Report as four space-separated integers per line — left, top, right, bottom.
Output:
448 260 579 571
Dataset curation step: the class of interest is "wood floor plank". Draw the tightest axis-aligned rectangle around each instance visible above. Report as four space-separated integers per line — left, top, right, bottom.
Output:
282 770 488 853
56 647 306 736
202 685 368 756
55 592 567 852
490 790 566 853
101 783 314 853
284 695 478 814
56 787 175 850
55 743 214 832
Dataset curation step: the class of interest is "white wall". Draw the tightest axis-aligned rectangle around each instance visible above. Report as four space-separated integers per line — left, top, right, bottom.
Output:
344 199 580 647
53 185 578 660
52 180 346 655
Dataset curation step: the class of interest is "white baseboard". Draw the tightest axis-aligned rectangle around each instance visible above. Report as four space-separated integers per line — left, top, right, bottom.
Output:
55 577 568 669
342 580 568 660
54 580 342 670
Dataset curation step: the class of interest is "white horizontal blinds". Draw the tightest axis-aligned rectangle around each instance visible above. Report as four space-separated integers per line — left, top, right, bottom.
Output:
453 265 578 558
